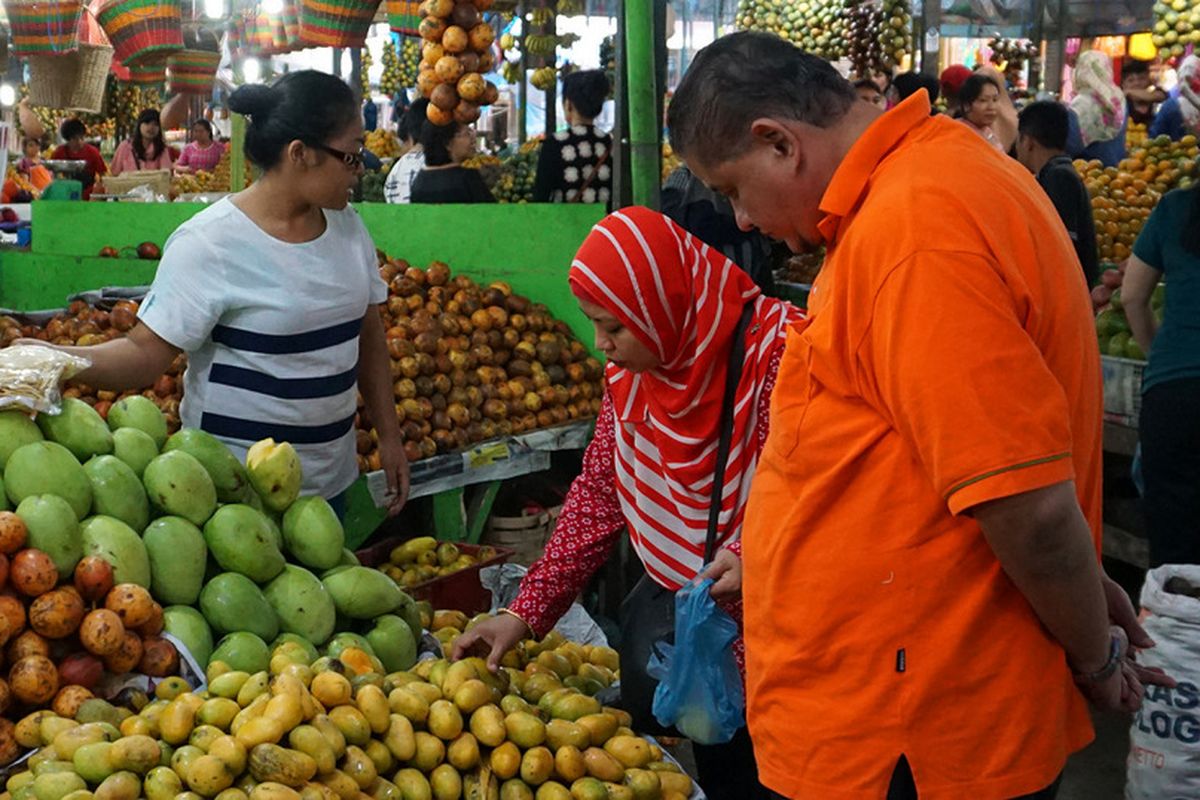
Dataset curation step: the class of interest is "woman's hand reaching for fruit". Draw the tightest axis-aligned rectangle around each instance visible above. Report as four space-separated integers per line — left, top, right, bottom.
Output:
452 611 530 672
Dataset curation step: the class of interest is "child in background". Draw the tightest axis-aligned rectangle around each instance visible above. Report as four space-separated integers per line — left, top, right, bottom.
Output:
16 138 44 176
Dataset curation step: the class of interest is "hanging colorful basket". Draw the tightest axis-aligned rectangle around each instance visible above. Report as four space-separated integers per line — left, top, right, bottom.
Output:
298 0 382 49
125 60 165 84
226 15 247 59
166 48 220 95
387 0 420 36
4 0 84 56
95 0 183 66
281 1 301 49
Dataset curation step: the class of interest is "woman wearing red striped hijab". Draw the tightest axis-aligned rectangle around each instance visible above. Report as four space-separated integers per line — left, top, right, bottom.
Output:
456 206 803 798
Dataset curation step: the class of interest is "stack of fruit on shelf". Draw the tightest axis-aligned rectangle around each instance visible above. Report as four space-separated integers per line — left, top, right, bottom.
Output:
661 143 682 181
363 253 605 469
489 143 540 203
845 0 910 74
365 130 402 160
417 0 500 126
0 301 185 432
1152 0 1200 58
378 537 497 590
987 36 1038 66
736 0 849 59
1 615 687 800
1077 134 1198 262
2 393 426 681
356 172 387 203
173 148 254 196
1127 121 1149 150
1093 264 1165 360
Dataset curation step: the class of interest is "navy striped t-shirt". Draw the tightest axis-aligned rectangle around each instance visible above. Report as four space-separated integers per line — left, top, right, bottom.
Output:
138 198 388 499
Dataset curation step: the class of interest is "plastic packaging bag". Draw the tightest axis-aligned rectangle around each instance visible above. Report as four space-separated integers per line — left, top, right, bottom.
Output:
647 577 744 745
0 345 90 413
1126 565 1200 800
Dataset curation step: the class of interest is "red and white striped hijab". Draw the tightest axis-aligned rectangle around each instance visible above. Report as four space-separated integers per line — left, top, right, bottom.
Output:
569 207 801 590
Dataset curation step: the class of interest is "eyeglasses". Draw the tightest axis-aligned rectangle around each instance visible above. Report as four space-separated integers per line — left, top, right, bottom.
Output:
314 143 366 169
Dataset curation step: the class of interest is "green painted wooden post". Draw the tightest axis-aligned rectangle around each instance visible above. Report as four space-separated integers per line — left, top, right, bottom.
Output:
230 113 246 193
433 489 467 540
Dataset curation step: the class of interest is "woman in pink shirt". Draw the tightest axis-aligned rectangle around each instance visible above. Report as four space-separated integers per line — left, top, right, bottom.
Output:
110 109 173 175
174 120 226 174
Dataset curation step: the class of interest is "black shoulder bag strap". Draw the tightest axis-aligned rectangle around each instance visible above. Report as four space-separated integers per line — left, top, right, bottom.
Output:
703 299 756 567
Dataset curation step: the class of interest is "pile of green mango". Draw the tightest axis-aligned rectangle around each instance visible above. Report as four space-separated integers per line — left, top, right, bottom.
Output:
0 399 421 677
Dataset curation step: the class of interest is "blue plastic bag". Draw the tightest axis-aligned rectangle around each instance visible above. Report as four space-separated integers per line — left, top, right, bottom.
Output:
647 577 745 745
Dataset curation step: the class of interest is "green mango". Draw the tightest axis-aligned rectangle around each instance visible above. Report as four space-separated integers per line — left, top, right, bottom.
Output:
162 429 249 504
394 592 424 645
36 398 113 461
143 517 207 605
0 409 43 469
143 451 217 527
106 396 168 449
4 441 92 520
80 515 151 587
203 505 285 584
111 428 158 479
0 475 7 511
339 548 360 567
16 495 82 577
163 606 214 668
325 632 375 660
84 455 149 533
321 567 405 619
281 496 345 570
209 632 270 673
365 615 418 673
199 573 279 641
262 565 336 646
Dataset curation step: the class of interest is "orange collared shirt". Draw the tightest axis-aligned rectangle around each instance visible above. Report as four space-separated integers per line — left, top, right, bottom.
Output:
741 93 1102 800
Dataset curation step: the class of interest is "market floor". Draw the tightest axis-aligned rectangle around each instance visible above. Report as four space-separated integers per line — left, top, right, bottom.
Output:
671 709 1131 798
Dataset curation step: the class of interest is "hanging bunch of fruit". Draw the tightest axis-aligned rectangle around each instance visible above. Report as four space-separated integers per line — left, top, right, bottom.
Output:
844 0 910 74
1152 0 1200 58
417 0 501 126
736 0 849 59
525 3 558 92
380 39 401 97
555 0 584 15
987 36 1038 65
360 45 374 98
399 38 422 90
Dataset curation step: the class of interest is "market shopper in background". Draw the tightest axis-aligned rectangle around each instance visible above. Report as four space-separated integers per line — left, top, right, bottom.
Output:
1016 100 1100 287
938 64 973 115
21 72 410 518
667 31 1167 800
51 119 106 200
384 99 429 204
455 207 803 800
532 70 613 206
174 120 226 174
1122 59 1168 128
1067 50 1128 167
410 117 493 204
892 71 940 112
1121 184 1200 566
110 108 174 176
854 79 886 109
957 71 1017 151
1149 55 1200 141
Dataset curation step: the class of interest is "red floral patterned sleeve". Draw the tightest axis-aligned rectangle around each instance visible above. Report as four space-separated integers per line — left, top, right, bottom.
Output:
507 391 626 636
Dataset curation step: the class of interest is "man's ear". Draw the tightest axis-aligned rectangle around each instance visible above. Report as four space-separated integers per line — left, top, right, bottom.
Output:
748 117 794 158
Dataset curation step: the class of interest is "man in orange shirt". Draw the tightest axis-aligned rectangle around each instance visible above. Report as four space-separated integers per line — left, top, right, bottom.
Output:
672 33 1164 799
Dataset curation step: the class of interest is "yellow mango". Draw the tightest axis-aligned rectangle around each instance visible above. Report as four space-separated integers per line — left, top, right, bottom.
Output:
327 708 370 748
533 782 571 800
622 769 661 800
316 772 357 800
170 744 205 778
52 725 107 762
109 735 160 774
520 747 554 786
489 742 521 781
230 696 269 737
263 695 303 733
208 736 248 775
445 733 480 772
382 716 415 763
186 755 236 797
387 689 428 727
215 790 249 800
601 738 651 770
143 767 182 800
248 745 318 789
544 721 589 753
426 702 463 742
286 727 335 775
209 673 252 701
237 674 271 709
428 765 461 800
197 699 241 732
159 701 197 747
582 749 623 783
189 726 224 753
405 683 442 707
567 778 605 800
308 716 346 759
297 784 336 800
118 717 154 739
393 770 432 800
234 717 285 750
337 747 375 790
499 780 532 800
408 732 445 774
553 747 585 784
575 716 618 749
248 782 302 800
362 741 393 776
504 713 546 749
452 681 493 716
656 772 691 797
469 705 507 749
39 718 79 748
310 675 352 710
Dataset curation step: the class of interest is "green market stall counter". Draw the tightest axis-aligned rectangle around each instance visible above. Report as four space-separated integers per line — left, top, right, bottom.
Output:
1 200 607 548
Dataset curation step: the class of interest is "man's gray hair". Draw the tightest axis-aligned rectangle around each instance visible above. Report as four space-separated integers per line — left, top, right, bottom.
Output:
668 31 857 166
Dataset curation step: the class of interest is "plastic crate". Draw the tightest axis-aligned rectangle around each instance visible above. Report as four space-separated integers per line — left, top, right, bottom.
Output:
355 537 513 615
1101 355 1144 427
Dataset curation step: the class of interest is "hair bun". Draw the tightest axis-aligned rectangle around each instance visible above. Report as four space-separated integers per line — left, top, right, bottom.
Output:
229 84 280 117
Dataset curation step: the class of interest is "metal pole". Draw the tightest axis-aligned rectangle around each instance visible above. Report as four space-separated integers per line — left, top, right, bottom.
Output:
517 1 527 143
624 0 658 208
612 1 630 208
920 0 941 77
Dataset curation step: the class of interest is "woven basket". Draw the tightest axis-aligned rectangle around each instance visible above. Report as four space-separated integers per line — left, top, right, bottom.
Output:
281 1 301 48
125 60 165 84
27 41 113 111
298 0 382 48
5 0 83 56
166 48 220 95
226 15 246 58
387 0 420 35
96 0 182 66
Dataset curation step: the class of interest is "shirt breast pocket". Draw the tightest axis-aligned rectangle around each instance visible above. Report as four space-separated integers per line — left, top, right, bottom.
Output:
764 323 819 466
